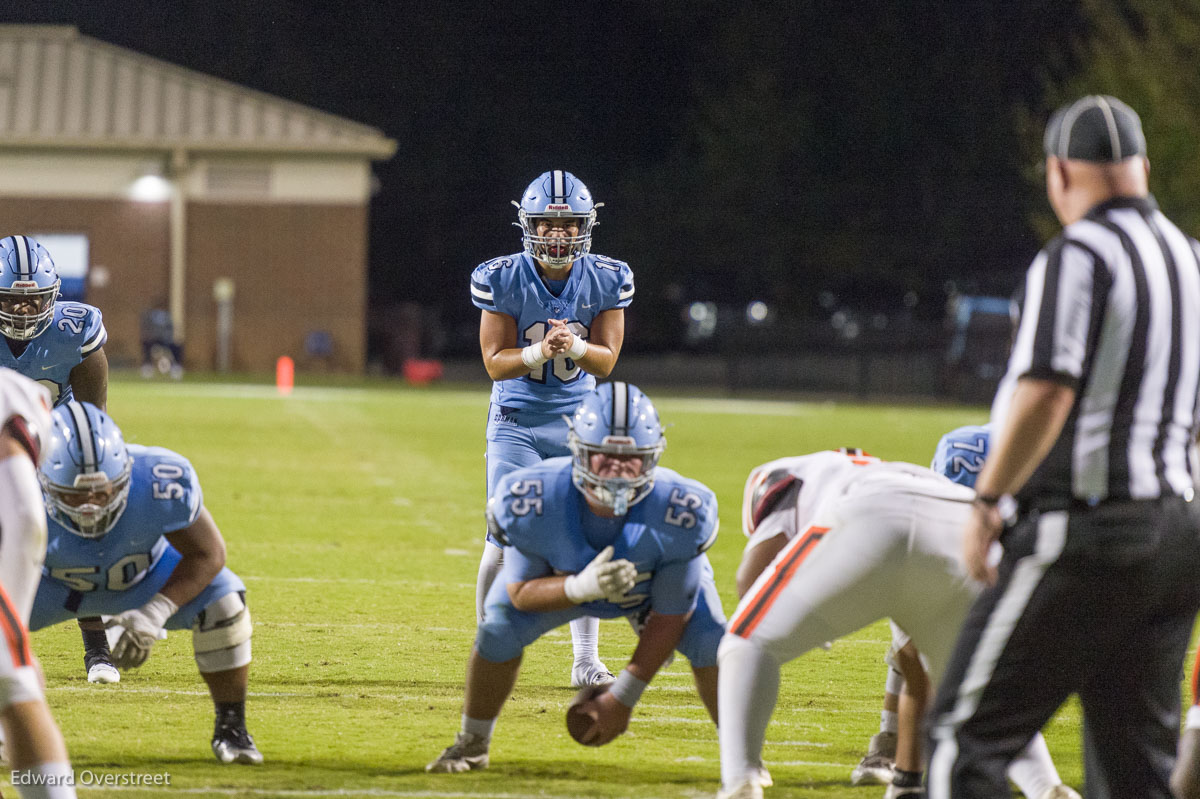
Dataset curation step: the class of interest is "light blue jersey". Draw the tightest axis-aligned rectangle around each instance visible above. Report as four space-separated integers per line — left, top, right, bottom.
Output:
476 458 725 666
30 443 244 631
0 301 106 406
470 252 634 414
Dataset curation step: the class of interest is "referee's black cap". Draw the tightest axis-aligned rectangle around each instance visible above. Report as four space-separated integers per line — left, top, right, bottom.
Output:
1043 95 1146 163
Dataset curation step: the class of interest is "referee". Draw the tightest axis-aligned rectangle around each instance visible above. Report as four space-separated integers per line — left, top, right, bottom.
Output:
929 95 1200 798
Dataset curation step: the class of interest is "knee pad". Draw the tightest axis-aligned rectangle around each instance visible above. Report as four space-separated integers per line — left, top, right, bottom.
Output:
0 666 43 709
192 591 252 673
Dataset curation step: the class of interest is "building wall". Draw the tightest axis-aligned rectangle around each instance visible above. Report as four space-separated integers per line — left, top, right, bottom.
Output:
0 152 374 372
0 196 169 366
0 194 368 372
187 202 367 372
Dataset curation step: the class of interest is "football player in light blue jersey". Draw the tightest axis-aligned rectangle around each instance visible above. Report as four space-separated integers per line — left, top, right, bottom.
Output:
428 383 725 773
0 234 116 684
470 171 635 689
31 402 263 765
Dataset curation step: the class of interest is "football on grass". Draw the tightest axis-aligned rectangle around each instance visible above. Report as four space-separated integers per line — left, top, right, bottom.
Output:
566 684 608 745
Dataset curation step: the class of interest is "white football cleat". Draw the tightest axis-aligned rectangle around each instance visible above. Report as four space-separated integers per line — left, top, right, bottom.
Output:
1039 786 1082 799
756 764 773 787
85 654 120 684
716 779 764 799
426 732 489 773
851 730 897 785
883 785 924 799
570 660 616 688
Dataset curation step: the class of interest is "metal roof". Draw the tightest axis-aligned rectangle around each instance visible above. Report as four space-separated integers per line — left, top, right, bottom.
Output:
0 25 396 159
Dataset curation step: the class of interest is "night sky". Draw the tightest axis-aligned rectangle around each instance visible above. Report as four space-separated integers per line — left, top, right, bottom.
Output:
2 1 1083 359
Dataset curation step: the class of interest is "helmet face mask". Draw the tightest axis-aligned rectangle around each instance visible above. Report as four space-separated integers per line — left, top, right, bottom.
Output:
40 402 133 539
568 382 665 515
0 235 60 341
514 170 599 269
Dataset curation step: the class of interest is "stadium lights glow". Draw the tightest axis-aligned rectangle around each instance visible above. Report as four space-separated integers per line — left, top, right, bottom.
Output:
129 174 171 203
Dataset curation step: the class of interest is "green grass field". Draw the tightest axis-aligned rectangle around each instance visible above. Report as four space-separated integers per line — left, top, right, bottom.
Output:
16 378 1095 798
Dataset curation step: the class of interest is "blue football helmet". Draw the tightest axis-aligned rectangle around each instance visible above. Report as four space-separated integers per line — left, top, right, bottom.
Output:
567 382 665 515
0 235 60 341
513 170 599 269
40 401 133 538
931 424 992 488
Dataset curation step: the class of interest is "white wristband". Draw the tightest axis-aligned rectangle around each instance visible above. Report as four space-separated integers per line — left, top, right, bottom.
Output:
521 343 549 370
610 669 648 708
566 334 588 360
141 592 180 629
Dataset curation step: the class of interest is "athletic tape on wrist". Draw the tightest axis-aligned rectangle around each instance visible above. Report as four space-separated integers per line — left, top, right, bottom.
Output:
566 334 588 360
610 669 648 708
521 343 549 369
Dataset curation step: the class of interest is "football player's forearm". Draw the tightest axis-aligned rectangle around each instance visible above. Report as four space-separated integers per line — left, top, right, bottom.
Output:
507 576 575 612
625 611 687 682
574 344 617 378
484 348 542 381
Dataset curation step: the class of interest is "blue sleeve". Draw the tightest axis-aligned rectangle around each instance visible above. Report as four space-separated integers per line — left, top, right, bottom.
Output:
593 257 634 311
145 449 202 534
500 544 552 582
614 261 634 309
649 556 702 615
81 305 106 356
470 262 497 311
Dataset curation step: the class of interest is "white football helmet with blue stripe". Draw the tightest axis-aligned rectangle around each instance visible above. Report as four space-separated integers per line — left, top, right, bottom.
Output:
40 401 132 538
0 235 61 341
568 382 665 515
514 170 599 268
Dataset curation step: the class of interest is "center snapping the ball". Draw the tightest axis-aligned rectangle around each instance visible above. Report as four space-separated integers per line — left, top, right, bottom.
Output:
566 684 608 745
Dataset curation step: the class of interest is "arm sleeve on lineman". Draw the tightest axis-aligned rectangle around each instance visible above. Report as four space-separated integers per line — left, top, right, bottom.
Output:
1008 238 1107 387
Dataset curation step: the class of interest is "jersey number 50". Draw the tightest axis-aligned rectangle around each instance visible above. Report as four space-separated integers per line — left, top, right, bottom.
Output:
50 553 151 592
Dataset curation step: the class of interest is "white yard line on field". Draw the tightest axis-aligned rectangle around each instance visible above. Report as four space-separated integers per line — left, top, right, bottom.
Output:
133 382 836 418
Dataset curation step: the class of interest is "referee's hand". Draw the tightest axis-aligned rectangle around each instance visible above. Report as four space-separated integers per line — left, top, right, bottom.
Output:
965 502 1003 586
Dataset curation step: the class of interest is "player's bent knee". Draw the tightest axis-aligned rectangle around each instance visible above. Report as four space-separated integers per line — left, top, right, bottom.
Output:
677 625 723 669
0 666 43 709
192 592 252 673
475 618 524 663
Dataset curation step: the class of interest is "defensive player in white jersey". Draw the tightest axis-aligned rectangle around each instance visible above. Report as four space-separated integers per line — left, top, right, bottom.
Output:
0 234 117 684
428 383 725 773
0 368 78 799
716 451 1077 799
850 424 994 786
31 402 262 765
471 171 635 688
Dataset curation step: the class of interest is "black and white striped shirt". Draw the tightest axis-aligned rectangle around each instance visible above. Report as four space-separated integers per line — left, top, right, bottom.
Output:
992 195 1200 504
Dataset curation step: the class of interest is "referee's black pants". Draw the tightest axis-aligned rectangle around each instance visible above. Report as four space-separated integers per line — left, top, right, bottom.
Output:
929 496 1200 799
